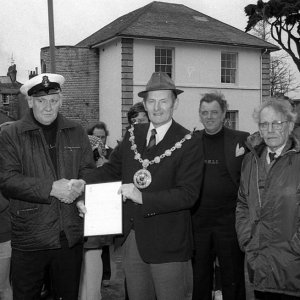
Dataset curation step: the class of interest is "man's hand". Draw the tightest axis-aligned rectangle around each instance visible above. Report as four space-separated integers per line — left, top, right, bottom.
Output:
76 200 87 218
96 156 108 167
68 179 86 195
118 183 143 204
50 178 85 204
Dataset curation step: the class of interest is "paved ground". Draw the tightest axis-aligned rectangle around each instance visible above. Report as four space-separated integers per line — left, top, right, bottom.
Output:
101 246 255 300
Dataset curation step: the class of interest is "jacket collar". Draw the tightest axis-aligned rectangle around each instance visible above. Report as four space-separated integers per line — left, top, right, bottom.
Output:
20 110 77 133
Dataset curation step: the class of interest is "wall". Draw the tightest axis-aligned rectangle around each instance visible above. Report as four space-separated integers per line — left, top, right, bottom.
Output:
132 40 264 134
98 40 122 147
41 46 99 129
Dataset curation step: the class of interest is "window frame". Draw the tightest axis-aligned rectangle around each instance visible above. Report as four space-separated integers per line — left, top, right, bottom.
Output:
221 52 238 84
155 47 174 78
224 110 239 130
2 94 10 106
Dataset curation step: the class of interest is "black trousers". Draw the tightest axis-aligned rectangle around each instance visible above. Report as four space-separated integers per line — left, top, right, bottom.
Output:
11 240 83 300
255 291 300 300
192 226 246 300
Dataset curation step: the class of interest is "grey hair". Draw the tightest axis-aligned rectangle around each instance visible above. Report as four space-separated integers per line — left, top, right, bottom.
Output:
253 98 297 123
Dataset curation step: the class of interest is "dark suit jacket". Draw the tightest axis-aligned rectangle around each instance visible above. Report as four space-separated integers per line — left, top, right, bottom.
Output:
192 126 249 228
84 120 204 263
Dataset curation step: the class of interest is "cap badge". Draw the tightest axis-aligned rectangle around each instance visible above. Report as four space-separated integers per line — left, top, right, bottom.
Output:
42 76 50 87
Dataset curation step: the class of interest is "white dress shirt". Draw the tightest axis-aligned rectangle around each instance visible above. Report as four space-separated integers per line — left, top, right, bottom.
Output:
146 120 172 145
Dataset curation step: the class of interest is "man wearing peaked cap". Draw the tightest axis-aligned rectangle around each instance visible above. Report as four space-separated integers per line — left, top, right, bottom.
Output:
82 72 204 300
0 73 95 299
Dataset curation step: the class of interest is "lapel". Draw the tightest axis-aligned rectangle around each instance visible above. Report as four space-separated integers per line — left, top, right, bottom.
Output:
133 123 149 155
223 127 240 187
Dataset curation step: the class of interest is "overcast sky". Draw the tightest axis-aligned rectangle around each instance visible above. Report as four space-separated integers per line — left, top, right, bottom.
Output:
1 0 260 81
1 0 299 98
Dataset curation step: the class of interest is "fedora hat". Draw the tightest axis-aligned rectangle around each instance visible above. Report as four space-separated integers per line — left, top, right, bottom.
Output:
138 72 183 98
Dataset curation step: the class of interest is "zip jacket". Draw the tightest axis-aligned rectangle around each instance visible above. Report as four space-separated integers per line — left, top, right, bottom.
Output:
236 132 300 297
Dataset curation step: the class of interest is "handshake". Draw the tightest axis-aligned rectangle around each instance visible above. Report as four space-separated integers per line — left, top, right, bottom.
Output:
50 178 86 204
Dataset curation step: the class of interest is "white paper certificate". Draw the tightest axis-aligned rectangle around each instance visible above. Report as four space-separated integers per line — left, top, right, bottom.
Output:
84 181 122 236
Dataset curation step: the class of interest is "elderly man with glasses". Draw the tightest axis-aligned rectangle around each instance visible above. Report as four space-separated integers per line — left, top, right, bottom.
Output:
236 98 300 300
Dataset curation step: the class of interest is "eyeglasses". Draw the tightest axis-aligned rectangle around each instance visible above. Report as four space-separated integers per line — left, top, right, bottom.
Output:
258 121 287 131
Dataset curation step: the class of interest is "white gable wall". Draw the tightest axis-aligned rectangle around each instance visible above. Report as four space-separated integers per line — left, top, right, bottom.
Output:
99 40 122 146
133 39 262 134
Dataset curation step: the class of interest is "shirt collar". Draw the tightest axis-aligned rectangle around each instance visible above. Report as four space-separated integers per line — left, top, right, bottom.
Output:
147 120 172 145
266 143 286 163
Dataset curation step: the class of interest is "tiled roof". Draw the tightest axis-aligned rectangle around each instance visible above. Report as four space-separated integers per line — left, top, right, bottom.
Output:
76 1 279 51
0 76 13 84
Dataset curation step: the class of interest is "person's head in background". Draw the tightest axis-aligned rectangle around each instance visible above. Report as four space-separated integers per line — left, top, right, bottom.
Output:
87 122 109 145
127 102 149 125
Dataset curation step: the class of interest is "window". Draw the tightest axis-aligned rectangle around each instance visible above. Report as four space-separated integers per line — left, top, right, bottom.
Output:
221 52 237 83
2 94 10 105
224 110 238 130
155 48 173 78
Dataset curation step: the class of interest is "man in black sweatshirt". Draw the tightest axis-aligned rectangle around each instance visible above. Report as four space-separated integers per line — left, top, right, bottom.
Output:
192 92 249 300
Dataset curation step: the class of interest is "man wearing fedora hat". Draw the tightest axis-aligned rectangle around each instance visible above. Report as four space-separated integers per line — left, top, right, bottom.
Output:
0 73 95 299
82 72 204 300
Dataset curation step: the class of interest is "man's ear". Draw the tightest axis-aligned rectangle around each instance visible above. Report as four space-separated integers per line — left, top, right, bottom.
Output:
173 98 179 111
289 121 295 134
27 96 33 108
222 109 227 121
58 94 63 108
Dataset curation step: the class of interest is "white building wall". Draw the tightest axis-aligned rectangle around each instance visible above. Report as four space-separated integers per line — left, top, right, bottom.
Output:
99 40 122 147
133 40 262 134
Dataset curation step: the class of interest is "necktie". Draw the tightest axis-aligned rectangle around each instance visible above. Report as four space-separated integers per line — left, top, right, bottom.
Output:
147 129 157 150
269 152 276 163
